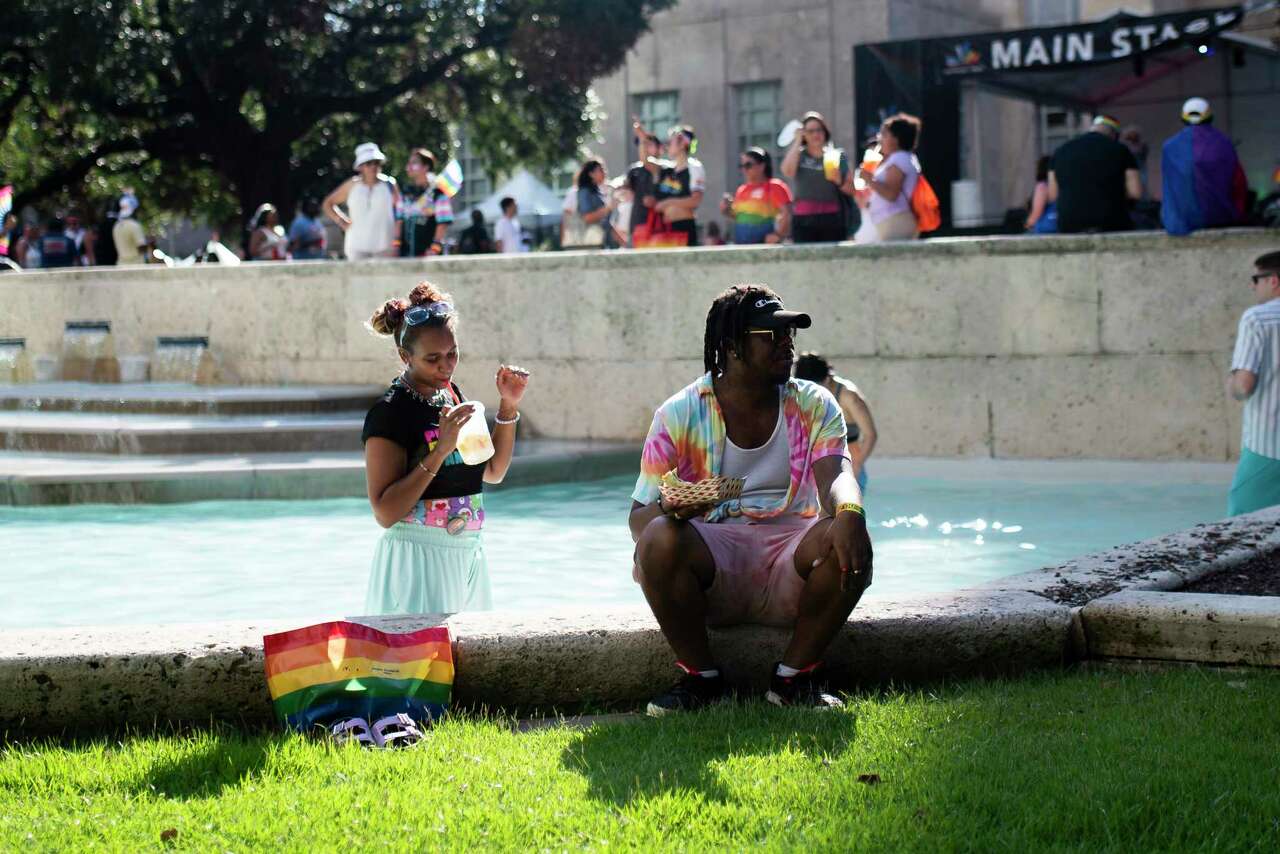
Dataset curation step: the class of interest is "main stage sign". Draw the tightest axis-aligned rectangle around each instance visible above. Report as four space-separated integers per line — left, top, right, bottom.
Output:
936 6 1244 76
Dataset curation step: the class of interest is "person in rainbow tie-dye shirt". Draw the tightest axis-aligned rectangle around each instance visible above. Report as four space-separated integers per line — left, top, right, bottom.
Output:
629 284 872 715
720 147 792 244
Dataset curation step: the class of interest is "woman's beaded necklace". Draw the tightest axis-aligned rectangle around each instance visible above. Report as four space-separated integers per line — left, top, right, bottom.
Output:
393 373 454 407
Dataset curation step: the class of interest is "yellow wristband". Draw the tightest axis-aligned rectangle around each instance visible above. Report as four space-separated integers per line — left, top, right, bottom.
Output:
835 502 864 518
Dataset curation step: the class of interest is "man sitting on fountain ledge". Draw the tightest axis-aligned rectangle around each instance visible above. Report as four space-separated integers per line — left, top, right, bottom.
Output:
629 284 873 714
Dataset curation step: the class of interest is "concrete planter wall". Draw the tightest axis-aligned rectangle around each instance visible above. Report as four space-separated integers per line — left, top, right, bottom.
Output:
2 229 1273 460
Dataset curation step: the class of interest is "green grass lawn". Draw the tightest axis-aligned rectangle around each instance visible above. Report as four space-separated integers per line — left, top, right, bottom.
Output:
4 667 1280 852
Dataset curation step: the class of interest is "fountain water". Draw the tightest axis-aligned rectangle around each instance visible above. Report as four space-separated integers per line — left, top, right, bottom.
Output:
61 321 120 383
150 336 215 384
0 338 33 383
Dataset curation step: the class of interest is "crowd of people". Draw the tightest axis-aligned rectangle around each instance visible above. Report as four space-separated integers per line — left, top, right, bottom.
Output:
5 95 1275 270
1023 96 1263 237
1 106 936 268
554 111 934 251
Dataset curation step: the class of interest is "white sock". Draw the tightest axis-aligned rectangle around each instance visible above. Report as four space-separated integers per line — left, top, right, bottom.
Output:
697 668 720 678
776 663 801 678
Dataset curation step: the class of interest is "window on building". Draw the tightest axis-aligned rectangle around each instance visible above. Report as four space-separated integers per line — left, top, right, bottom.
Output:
453 131 493 214
545 161 578 197
632 91 681 139
1025 0 1078 26
1039 106 1085 156
734 80 782 157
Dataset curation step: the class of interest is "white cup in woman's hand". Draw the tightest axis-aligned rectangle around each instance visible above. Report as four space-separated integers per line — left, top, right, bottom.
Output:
436 402 477 455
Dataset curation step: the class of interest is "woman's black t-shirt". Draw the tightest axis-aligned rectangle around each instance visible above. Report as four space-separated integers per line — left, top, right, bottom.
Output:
361 380 485 499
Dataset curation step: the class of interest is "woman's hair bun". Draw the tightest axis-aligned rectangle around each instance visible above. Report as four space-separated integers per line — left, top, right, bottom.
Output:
408 280 453 307
369 297 410 336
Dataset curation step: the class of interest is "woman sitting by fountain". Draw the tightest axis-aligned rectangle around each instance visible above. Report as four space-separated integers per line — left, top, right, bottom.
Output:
362 281 531 615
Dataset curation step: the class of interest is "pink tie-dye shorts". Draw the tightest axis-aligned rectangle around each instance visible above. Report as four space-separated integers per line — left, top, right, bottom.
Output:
689 516 822 628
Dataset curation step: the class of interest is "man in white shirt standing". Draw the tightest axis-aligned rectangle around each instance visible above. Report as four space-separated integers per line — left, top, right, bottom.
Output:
1227 250 1280 515
494 197 525 254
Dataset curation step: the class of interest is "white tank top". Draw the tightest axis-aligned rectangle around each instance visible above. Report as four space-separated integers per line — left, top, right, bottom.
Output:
344 177 396 256
720 406 790 523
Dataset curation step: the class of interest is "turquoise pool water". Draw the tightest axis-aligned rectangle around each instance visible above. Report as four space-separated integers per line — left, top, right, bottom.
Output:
1 474 1228 629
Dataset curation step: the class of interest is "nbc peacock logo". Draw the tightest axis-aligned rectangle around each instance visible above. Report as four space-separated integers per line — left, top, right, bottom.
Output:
945 41 983 69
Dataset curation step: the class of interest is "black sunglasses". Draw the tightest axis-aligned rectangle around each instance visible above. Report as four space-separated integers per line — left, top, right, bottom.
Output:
1251 273 1277 284
746 325 799 346
739 160 761 169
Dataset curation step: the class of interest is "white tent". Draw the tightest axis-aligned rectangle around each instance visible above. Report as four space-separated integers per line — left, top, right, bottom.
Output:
465 169 566 226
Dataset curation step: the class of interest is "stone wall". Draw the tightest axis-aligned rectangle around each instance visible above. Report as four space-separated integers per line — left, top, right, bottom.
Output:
2 229 1274 460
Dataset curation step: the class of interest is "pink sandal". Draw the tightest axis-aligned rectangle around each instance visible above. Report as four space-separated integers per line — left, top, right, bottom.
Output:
329 717 376 748
371 714 426 748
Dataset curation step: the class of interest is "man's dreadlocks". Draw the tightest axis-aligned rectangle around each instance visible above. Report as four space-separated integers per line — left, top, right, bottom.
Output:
703 284 780 376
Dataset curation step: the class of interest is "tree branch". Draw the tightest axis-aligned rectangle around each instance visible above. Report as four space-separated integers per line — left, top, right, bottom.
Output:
11 136 149 211
297 17 513 126
0 63 32 142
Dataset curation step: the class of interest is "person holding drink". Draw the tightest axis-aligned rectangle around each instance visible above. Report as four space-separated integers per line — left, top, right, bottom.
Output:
781 111 855 244
857 113 922 242
720 147 792 245
362 280 531 615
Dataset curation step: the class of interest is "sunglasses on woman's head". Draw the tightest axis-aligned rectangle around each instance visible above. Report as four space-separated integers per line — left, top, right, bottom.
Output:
399 301 454 345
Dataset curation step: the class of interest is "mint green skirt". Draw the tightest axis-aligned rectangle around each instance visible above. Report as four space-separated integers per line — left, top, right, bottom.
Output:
1228 447 1280 517
365 523 492 616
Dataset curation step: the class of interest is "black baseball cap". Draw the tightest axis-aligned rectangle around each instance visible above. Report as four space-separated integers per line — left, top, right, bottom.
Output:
746 296 811 330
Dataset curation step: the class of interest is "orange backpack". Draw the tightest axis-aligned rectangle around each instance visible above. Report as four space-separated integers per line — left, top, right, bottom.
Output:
911 174 941 233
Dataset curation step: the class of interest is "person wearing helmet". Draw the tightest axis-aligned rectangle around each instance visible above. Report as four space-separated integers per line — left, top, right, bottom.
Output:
1160 97 1248 237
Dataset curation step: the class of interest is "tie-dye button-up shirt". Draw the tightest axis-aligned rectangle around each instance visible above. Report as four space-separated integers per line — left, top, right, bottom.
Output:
631 373 848 522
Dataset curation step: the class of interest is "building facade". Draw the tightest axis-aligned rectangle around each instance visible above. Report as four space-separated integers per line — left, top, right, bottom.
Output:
586 0 1275 231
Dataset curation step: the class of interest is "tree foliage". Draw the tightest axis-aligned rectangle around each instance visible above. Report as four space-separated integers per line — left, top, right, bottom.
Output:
0 0 672 230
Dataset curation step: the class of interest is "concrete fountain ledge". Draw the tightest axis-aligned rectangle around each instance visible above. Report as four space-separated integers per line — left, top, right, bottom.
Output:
4 506 1279 739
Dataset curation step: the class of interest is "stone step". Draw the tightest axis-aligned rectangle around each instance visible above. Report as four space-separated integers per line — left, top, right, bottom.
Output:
1081 590 1280 667
0 411 365 455
0 382 383 415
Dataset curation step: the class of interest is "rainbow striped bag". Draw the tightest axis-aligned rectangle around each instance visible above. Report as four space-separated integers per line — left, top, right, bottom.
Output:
263 621 453 733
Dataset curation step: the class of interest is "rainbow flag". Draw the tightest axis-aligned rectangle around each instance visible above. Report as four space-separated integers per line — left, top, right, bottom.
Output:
263 621 453 732
0 185 12 257
434 160 464 198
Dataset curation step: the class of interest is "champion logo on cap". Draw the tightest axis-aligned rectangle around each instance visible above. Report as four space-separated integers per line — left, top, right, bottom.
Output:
755 298 781 310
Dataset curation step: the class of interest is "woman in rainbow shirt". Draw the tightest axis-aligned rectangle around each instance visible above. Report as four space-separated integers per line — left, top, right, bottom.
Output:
720 147 792 244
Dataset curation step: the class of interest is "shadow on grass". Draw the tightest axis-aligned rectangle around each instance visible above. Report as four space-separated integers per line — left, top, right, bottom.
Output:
139 730 280 800
562 703 858 807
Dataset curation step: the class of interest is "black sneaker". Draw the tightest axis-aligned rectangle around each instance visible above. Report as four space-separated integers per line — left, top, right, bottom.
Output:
645 663 728 717
765 662 844 709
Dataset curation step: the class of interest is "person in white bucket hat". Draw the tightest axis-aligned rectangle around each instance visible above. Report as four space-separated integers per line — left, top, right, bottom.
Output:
323 142 400 259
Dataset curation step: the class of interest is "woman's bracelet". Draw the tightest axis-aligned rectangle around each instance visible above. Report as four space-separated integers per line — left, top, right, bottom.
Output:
835 501 865 518
417 459 438 477
494 411 520 425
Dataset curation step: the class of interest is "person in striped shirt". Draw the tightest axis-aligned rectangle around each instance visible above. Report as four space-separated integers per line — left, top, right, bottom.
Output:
1227 251 1280 515
628 285 872 714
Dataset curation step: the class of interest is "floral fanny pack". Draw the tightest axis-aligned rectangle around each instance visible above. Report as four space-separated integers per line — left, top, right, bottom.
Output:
402 494 484 534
